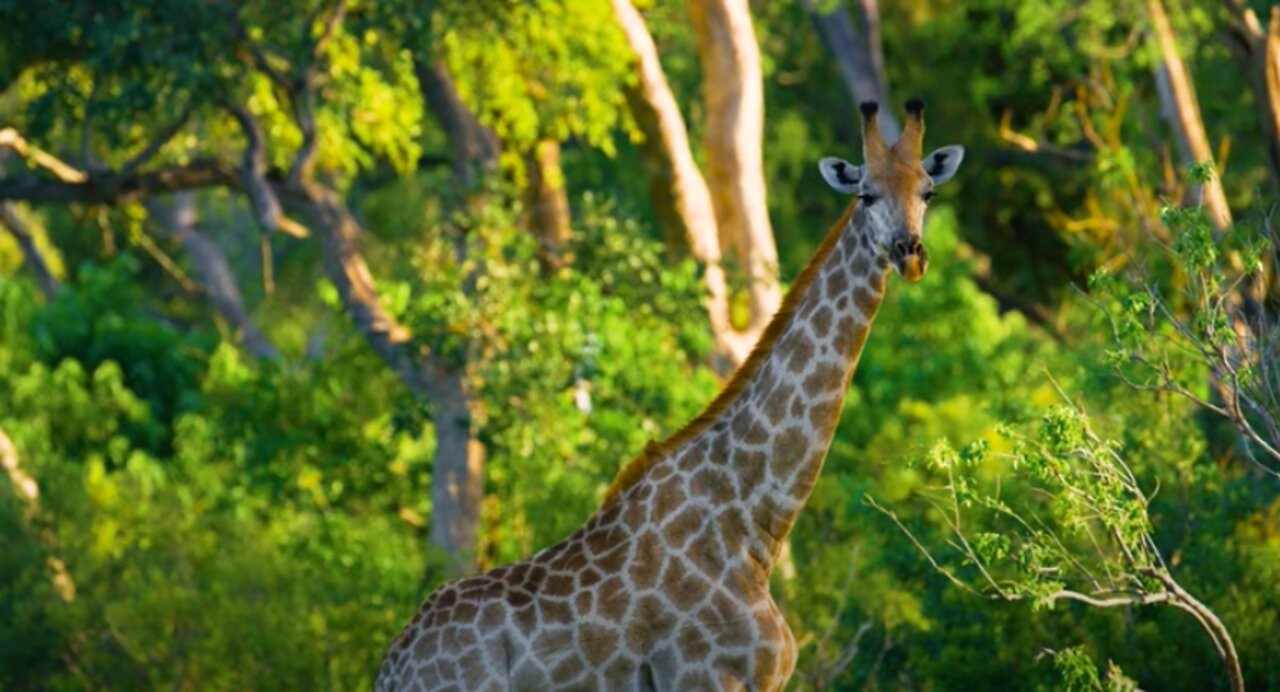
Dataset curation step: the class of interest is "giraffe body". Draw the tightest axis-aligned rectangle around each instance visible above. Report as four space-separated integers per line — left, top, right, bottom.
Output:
377 100 964 691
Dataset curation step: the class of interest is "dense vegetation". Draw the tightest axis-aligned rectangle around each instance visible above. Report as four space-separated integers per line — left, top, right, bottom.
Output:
1 0 1277 689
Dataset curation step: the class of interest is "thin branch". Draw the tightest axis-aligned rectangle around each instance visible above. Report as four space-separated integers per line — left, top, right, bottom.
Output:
309 0 348 61
998 110 1092 162
288 0 347 184
127 223 200 294
865 494 989 598
1048 589 1172 608
120 103 195 176
224 6 291 90
0 128 88 183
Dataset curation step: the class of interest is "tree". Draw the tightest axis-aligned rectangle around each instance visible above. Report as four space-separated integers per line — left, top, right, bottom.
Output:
801 0 899 141
1149 0 1231 233
1222 0 1280 198
871 405 1245 692
611 0 743 369
688 0 782 363
0 0 491 575
146 194 280 360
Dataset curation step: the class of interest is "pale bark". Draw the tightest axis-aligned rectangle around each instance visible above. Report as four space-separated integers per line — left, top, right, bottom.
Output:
612 0 751 370
148 194 280 360
689 0 782 348
801 0 899 142
1149 0 1232 233
0 128 87 183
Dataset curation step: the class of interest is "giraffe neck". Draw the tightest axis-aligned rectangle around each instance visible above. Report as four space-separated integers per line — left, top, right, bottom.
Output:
614 202 888 573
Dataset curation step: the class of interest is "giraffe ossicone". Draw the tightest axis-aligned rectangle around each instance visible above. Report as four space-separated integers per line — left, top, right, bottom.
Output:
377 100 965 691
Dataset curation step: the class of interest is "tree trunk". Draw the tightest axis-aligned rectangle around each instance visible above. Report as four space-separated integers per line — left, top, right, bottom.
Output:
424 369 485 579
1222 1 1280 200
1149 0 1232 233
149 193 279 360
419 57 500 577
801 0 899 142
416 60 498 188
522 138 572 268
613 0 753 371
688 0 782 349
283 181 424 389
285 177 490 579
0 202 60 301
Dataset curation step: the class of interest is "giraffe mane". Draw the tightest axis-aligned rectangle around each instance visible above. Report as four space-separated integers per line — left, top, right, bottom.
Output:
601 199 860 505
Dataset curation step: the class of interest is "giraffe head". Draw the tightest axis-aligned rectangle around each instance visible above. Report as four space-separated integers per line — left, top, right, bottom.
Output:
817 99 964 282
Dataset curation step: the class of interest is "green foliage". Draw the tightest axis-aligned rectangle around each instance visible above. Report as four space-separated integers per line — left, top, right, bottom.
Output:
473 194 717 557
365 182 718 564
0 271 428 689
25 256 208 454
435 0 636 167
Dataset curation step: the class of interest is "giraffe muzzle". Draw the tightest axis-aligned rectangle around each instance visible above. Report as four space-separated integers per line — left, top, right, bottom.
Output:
890 233 928 282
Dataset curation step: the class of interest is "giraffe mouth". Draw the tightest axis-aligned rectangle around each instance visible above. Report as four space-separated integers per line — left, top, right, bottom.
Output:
890 234 928 281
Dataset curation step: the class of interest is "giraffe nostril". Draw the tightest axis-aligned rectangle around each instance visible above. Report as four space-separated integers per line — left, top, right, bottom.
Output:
892 237 922 258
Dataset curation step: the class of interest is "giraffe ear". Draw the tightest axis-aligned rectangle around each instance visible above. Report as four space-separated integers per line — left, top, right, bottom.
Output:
818 157 862 194
922 145 965 184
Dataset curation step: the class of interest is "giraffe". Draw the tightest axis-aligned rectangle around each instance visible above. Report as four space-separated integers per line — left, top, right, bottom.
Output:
376 99 964 691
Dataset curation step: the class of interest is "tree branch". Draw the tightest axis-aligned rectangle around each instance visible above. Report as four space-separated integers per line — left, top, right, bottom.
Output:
309 0 348 62
146 194 281 360
0 160 237 204
1148 0 1233 233
120 103 195 176
0 128 88 183
288 0 347 184
997 110 1092 162
0 201 60 300
224 103 309 238
277 180 427 394
1220 0 1280 198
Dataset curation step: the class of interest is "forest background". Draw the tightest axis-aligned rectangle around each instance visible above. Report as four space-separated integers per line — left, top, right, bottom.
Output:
1 0 1278 689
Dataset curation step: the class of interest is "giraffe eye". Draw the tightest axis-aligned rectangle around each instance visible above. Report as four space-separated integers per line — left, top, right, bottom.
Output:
857 193 878 206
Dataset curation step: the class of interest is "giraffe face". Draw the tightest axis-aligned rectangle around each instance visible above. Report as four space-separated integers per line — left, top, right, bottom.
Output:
817 100 965 282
